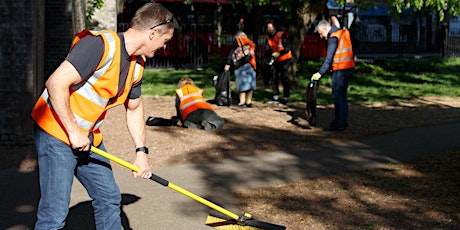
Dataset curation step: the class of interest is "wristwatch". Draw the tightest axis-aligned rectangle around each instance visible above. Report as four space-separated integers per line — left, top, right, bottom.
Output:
135 146 149 154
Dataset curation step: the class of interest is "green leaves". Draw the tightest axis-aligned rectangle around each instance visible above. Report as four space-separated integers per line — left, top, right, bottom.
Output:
86 0 104 26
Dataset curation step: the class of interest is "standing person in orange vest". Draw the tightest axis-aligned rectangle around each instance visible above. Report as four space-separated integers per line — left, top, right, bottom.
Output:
175 77 225 130
224 30 257 108
312 19 355 131
265 20 292 105
30 3 178 229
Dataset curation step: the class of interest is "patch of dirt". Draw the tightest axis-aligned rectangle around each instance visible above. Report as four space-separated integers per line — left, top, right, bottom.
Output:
234 148 460 229
101 96 460 169
3 95 459 229
99 95 460 229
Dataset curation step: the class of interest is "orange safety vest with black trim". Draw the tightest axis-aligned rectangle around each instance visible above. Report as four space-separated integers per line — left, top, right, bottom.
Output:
266 31 292 62
30 30 145 147
236 37 257 70
329 29 355 71
175 84 215 121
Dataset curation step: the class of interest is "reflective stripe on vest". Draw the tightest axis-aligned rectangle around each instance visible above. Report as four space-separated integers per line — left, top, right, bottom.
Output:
176 85 215 120
330 29 355 71
181 98 208 111
31 30 145 146
266 31 292 62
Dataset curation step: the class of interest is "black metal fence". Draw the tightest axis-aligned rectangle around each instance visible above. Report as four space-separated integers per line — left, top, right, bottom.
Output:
446 36 460 57
140 21 460 69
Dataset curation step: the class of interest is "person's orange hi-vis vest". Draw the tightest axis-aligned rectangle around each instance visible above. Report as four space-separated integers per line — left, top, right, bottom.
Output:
236 37 257 70
329 29 355 71
31 30 145 147
266 31 292 62
176 84 215 121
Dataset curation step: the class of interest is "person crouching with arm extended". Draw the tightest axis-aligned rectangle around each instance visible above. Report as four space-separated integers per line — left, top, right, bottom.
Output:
176 77 225 130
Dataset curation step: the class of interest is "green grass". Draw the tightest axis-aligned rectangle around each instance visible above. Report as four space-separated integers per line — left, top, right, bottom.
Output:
142 57 460 104
141 69 218 98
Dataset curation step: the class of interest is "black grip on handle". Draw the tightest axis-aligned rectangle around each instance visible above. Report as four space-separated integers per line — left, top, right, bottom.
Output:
150 174 169 186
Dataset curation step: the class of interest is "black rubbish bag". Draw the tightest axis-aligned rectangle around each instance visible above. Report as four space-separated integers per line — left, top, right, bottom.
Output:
214 70 232 106
306 80 319 126
146 116 178 126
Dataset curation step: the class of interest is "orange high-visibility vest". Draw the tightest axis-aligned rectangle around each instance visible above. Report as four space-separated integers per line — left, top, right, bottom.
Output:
236 37 257 70
31 30 145 146
266 31 292 62
329 29 355 71
176 84 215 121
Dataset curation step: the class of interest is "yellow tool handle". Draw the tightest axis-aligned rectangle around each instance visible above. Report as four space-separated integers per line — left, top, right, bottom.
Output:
167 183 239 220
91 146 140 172
90 146 240 220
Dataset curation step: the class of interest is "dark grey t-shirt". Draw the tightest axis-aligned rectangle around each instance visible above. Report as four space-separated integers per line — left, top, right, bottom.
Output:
65 33 142 99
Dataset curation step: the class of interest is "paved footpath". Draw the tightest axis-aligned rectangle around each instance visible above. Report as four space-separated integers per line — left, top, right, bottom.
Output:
1 122 459 230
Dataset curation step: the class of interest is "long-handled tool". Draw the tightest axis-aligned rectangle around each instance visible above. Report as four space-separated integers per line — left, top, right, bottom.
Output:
90 146 285 230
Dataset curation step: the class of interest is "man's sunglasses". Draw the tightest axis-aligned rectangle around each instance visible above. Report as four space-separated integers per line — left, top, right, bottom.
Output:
150 17 173 30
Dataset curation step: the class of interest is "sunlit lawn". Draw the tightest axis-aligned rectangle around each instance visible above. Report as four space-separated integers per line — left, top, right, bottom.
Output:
142 57 460 103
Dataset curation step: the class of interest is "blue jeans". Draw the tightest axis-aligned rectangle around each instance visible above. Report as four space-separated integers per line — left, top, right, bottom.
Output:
331 68 353 124
34 125 121 230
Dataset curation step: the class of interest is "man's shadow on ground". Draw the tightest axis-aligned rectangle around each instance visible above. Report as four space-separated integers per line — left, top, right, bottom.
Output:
275 109 313 130
64 193 140 230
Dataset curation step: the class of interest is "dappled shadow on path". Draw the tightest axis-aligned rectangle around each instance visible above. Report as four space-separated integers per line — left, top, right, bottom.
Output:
64 193 140 230
141 98 460 228
2 96 459 229
155 97 460 167
232 149 459 229
0 166 139 230
0 168 39 230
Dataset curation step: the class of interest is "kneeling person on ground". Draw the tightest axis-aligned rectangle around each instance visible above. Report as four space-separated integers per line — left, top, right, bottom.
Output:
176 77 225 130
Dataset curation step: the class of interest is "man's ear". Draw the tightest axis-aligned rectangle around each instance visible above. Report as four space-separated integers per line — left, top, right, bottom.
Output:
149 28 157 40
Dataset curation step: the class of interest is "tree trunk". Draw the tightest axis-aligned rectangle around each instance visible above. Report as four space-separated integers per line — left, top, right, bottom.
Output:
72 0 86 34
216 0 222 51
286 1 323 89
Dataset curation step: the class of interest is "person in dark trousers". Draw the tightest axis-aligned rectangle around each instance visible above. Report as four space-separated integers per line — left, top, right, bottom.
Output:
312 19 355 131
30 3 178 229
176 77 225 130
264 20 292 105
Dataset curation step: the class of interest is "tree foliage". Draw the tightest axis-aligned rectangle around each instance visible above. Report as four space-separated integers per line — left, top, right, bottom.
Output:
234 0 460 20
72 0 105 32
86 0 105 25
386 0 460 21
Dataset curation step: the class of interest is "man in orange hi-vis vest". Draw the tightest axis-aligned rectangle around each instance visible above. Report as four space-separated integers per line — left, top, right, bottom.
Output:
312 19 355 131
30 3 178 229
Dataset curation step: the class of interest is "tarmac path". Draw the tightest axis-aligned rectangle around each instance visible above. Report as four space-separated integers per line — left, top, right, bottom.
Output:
1 122 459 229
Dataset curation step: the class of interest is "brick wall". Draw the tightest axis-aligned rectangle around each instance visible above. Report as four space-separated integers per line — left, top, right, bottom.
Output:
0 0 117 146
0 0 44 145
44 0 74 77
44 0 118 79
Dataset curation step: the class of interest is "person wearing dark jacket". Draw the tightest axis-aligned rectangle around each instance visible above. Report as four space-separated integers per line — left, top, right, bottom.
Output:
264 20 292 105
312 19 355 131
